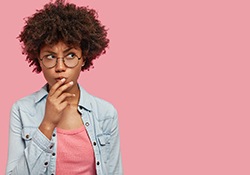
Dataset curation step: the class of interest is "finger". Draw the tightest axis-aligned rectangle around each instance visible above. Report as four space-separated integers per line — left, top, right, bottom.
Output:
49 78 66 96
52 81 74 98
59 101 69 111
57 92 76 103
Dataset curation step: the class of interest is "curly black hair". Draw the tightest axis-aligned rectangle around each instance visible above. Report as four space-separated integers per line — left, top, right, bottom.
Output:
19 0 109 73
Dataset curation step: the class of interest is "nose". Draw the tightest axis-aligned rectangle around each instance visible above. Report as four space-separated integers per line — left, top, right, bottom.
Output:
55 58 66 72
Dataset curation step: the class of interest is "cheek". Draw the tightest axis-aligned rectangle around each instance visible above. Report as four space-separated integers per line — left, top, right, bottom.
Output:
72 68 82 80
41 70 54 84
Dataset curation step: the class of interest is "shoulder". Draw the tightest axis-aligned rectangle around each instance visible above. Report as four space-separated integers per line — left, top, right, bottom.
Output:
91 95 117 117
12 92 35 111
87 94 120 133
79 85 118 120
12 86 47 114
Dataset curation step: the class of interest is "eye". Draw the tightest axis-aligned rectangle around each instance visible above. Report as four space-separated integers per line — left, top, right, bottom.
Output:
44 54 56 60
65 53 76 60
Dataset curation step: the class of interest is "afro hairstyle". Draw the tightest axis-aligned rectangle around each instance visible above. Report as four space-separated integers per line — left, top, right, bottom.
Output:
19 0 109 73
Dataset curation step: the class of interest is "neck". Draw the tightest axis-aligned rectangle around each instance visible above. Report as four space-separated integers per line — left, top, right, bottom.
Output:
67 83 80 105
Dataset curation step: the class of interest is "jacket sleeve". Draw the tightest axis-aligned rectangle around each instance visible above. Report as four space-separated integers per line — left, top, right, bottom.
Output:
107 110 123 175
6 103 54 175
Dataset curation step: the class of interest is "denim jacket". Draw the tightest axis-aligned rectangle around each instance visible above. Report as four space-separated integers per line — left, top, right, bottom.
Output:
6 84 123 175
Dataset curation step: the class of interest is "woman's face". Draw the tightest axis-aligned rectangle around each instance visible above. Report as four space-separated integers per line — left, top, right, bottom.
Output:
39 41 84 91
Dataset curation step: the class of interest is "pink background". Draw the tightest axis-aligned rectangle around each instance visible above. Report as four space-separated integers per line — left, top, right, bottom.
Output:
1 0 250 174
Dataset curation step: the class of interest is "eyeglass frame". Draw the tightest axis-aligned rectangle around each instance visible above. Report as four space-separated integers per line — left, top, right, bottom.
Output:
39 54 83 69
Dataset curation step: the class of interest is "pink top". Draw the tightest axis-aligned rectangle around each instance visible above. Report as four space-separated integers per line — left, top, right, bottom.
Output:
56 126 96 175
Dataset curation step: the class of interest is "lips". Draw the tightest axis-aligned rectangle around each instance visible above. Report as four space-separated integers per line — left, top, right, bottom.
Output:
55 77 66 82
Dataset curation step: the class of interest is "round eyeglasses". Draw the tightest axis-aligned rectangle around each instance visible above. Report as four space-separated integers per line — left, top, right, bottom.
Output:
39 53 82 68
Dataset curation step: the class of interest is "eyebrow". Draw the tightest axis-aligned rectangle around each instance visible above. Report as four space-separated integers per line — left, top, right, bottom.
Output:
42 47 75 54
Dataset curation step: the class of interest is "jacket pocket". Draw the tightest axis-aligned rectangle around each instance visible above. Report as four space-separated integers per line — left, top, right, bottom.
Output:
97 134 111 163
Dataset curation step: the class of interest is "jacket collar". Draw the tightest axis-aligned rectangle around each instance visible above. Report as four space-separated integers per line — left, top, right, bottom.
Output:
78 85 92 112
34 84 92 111
34 84 48 104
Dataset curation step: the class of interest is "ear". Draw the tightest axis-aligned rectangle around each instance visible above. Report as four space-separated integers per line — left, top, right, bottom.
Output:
82 58 86 67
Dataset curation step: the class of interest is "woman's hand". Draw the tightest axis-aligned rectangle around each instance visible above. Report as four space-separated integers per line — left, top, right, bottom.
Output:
39 78 75 139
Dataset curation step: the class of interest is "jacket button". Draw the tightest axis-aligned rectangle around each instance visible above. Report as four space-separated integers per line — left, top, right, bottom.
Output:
52 153 56 156
25 134 29 139
44 162 48 166
97 161 100 165
85 122 89 127
93 142 96 146
52 133 56 137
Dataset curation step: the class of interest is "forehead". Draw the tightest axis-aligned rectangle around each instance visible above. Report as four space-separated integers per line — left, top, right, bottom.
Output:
40 41 81 52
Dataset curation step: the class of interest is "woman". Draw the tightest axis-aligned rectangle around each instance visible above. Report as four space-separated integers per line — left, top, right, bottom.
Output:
6 0 123 174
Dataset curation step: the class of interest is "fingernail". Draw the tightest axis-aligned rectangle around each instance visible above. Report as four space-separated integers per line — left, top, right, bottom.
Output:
61 78 66 82
69 81 74 85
